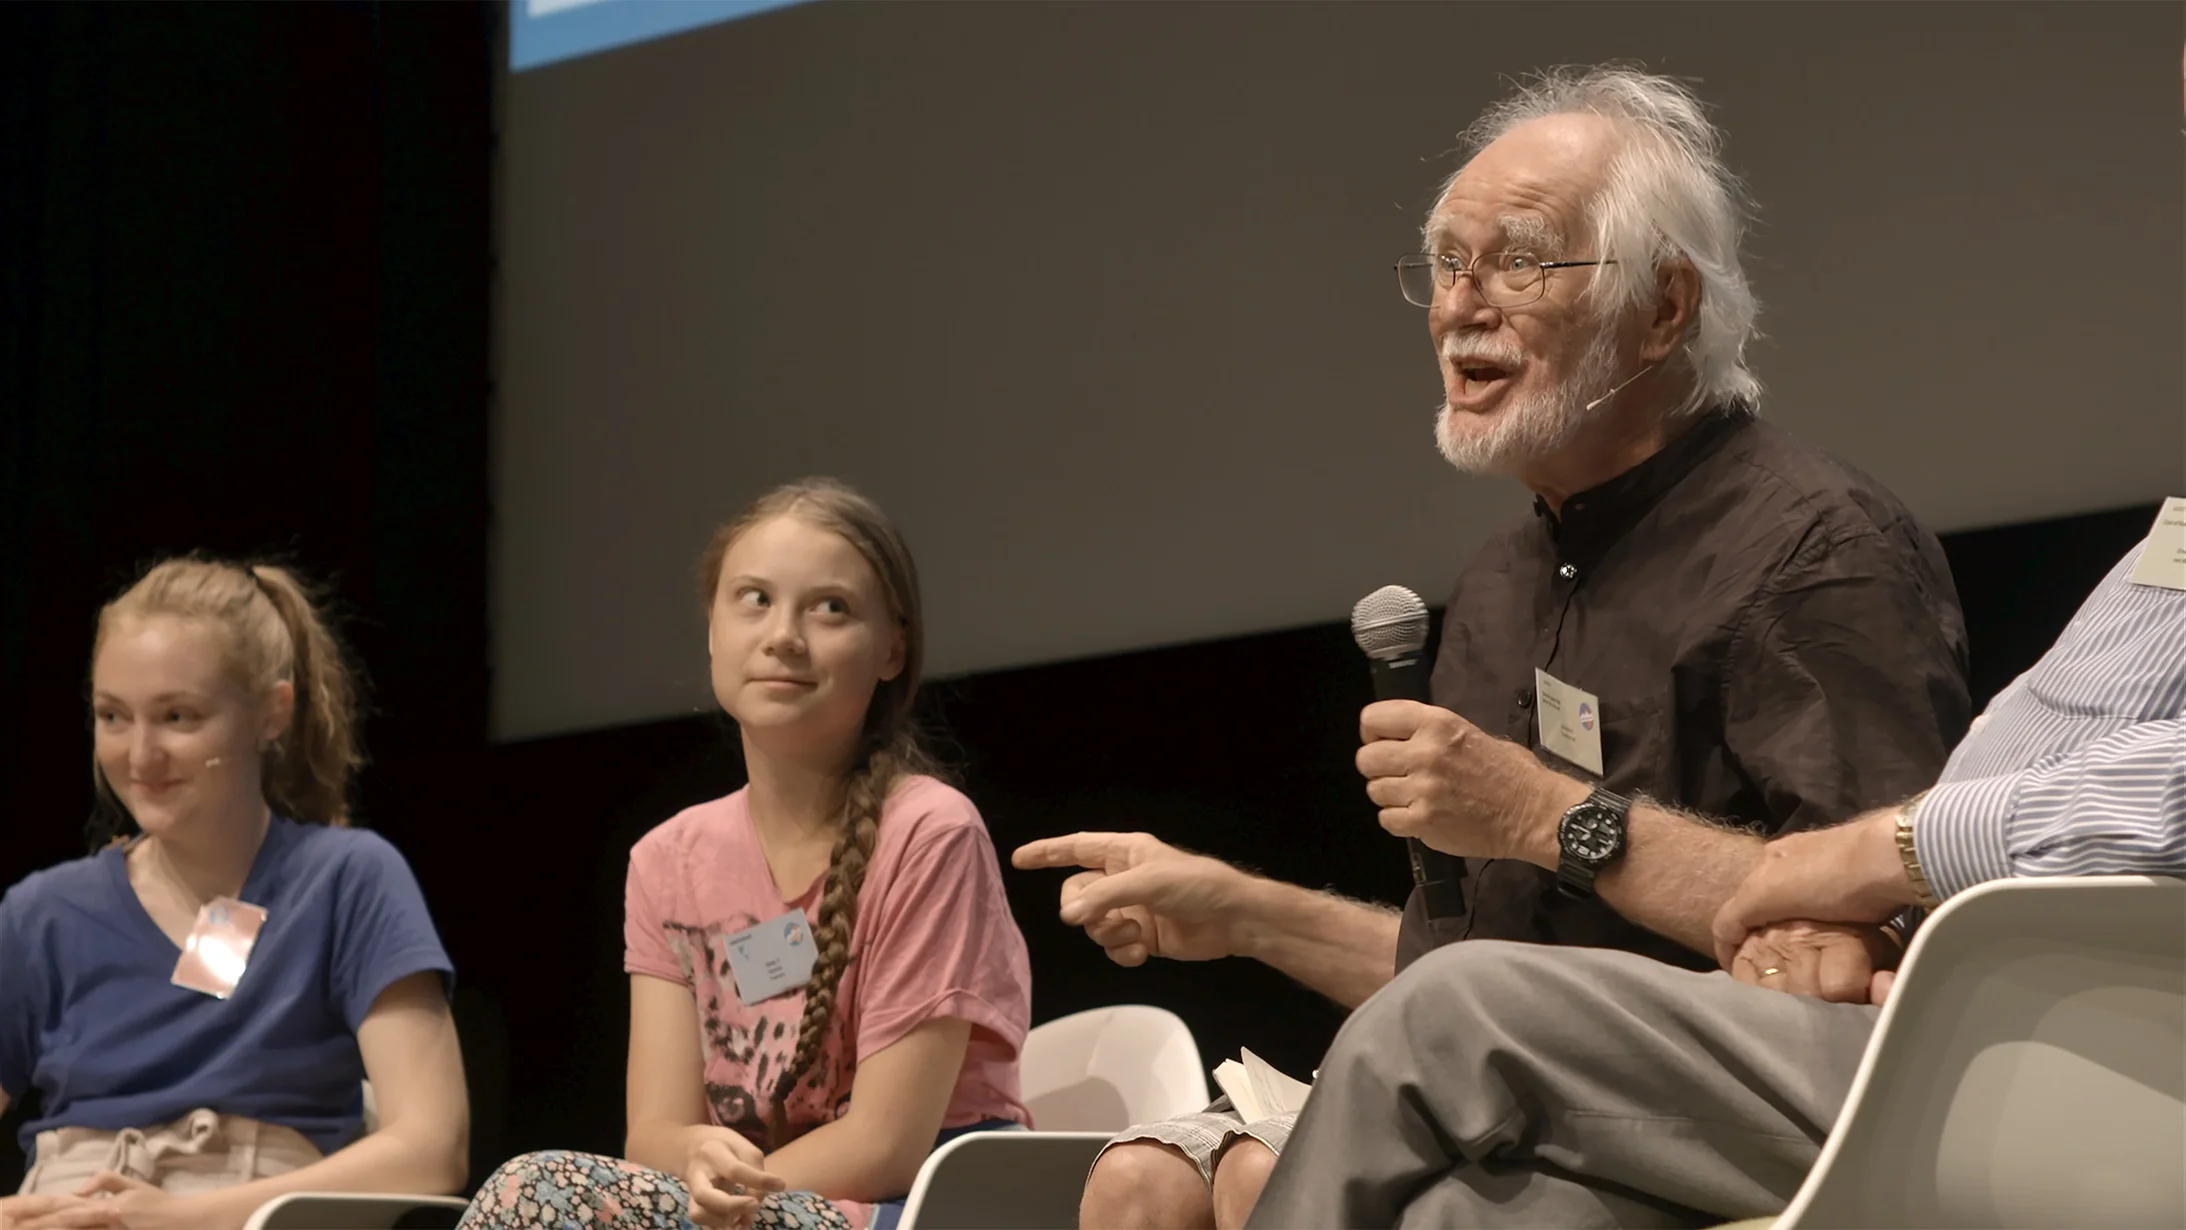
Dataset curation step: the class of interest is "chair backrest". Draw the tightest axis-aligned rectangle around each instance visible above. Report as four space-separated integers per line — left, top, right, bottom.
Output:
897 1131 1111 1230
1777 875 2186 1230
1020 1005 1211 1131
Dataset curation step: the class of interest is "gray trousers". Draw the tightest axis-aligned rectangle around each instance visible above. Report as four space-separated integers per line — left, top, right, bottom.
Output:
1247 940 1880 1229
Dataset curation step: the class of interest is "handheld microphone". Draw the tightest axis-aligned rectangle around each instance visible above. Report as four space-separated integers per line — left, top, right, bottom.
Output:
1351 585 1468 919
1582 361 1658 413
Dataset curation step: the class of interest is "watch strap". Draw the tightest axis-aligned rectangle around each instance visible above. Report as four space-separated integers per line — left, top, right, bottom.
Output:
1556 786 1630 899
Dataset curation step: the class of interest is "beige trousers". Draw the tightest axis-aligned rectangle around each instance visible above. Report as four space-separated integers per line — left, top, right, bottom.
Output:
20 1108 324 1196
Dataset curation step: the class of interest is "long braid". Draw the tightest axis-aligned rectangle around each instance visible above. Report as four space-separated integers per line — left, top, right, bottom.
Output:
764 746 900 1147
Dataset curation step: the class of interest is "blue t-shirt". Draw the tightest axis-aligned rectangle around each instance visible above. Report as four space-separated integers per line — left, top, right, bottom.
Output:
0 818 454 1162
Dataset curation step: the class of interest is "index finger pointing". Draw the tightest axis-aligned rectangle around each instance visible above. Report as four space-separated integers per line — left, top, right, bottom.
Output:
1012 832 1125 871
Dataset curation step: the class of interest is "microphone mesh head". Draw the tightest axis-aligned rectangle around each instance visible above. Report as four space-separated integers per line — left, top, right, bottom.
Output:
1351 585 1429 660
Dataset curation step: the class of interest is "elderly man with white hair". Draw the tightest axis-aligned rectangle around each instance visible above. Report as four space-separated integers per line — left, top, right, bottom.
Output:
1015 65 1971 1229
1244 55 2186 1230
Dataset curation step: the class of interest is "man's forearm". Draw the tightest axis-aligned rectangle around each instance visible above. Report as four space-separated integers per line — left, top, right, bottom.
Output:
1526 776 1765 957
1231 876 1403 1008
1601 804 1766 954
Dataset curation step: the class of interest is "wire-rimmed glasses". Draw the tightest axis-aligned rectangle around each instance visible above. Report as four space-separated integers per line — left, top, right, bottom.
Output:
1394 251 1614 308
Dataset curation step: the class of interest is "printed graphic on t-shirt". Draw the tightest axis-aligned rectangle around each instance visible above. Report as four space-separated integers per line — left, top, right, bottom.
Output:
662 919 850 1136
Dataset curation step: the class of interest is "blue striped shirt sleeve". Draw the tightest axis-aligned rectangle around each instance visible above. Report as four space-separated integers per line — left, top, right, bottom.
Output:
1920 718 2186 896
1914 533 2186 899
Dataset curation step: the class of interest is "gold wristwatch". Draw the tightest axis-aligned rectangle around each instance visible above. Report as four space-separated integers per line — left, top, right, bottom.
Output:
1894 790 1943 909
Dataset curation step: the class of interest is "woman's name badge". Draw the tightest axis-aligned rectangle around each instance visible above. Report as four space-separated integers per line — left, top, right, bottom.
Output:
725 908 818 1006
171 896 269 999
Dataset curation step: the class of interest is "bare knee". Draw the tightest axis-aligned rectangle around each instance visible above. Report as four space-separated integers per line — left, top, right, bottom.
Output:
1211 1139 1277 1230
1080 1141 1215 1230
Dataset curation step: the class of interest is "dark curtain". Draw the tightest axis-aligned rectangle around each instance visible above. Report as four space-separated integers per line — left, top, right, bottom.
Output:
0 0 493 1187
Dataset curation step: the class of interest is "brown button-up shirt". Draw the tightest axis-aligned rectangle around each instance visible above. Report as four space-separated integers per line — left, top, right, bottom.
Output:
1396 408 1971 973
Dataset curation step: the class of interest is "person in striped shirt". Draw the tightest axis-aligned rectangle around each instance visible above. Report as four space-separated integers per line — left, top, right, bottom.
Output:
1246 520 2185 1229
1709 524 2185 994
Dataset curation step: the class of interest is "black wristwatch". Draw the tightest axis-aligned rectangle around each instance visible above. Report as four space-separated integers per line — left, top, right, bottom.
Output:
1556 786 1632 899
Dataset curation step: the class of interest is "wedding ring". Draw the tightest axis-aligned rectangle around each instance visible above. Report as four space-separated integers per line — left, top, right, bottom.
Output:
1760 967 1783 977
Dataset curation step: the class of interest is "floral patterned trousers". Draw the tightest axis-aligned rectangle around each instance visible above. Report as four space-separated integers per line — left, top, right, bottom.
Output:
458 1150 855 1230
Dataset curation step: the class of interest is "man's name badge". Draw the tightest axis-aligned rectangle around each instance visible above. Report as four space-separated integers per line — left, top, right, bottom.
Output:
725 908 819 1006
171 896 269 999
1535 667 1606 777
2125 496 2186 592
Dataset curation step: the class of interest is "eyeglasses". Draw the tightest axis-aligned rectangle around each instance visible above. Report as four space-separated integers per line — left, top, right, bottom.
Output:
1394 251 1615 309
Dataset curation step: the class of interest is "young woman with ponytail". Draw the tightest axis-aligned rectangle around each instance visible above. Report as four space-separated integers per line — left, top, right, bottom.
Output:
0 558 468 1230
462 479 1032 1230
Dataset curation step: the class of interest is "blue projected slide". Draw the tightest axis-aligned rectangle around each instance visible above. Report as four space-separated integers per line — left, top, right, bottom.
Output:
511 0 810 71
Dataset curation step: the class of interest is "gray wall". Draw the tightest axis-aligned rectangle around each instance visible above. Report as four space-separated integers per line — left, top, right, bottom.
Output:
494 0 2185 741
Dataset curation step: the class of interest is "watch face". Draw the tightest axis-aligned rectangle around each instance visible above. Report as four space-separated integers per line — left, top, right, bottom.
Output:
1560 803 1625 864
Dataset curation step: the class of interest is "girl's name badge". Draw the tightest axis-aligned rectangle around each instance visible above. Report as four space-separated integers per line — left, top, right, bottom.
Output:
171 896 269 999
725 908 818 1006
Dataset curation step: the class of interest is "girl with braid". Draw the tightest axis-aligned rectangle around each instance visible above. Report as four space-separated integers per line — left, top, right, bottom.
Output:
463 480 1032 1230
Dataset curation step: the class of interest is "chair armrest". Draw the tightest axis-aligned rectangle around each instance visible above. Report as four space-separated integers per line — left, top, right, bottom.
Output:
242 1191 470 1230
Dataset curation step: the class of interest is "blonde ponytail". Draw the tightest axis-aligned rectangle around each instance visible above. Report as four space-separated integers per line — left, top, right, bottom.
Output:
245 564 363 824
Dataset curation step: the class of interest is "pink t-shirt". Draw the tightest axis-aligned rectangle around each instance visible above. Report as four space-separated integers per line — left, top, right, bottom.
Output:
624 774 1032 1223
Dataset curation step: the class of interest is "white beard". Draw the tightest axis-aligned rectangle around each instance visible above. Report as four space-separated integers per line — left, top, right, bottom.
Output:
1435 326 1625 476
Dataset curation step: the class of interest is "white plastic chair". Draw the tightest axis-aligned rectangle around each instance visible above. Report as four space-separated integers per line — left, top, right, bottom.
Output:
1016 1003 1212 1131
239 1084 468 1230
241 1191 467 1229
897 1004 1211 1229
1751 875 2186 1230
